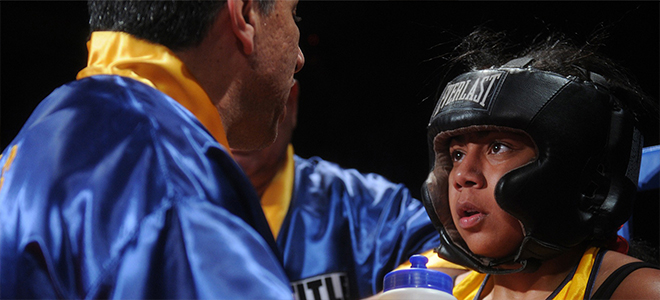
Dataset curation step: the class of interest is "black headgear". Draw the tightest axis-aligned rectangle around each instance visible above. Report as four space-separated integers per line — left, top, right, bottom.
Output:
422 57 644 274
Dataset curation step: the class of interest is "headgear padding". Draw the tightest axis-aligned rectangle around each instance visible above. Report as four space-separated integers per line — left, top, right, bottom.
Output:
422 57 643 274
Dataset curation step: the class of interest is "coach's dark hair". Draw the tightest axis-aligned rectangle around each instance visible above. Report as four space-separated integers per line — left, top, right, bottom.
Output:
88 0 275 52
442 27 658 139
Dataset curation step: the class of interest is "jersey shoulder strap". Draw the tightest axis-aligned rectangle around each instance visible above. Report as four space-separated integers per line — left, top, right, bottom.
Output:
590 261 660 299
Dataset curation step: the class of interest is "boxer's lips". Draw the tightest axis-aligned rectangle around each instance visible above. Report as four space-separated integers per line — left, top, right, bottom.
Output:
457 202 486 229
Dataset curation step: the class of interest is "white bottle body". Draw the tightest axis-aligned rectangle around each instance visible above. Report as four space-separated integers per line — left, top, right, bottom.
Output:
379 287 457 300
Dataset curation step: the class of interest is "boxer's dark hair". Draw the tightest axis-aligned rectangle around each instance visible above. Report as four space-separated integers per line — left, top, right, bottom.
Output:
447 27 658 139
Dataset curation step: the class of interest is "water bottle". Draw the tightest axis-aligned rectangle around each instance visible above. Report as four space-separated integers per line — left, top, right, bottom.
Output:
379 255 457 299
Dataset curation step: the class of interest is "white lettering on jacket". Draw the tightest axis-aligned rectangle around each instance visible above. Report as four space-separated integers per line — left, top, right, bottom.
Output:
291 272 349 300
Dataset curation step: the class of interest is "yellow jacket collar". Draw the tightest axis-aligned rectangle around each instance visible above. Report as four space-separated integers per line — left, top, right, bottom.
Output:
77 31 230 150
261 144 295 240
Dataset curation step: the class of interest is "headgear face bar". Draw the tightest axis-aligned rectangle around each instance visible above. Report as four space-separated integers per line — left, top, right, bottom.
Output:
422 57 643 274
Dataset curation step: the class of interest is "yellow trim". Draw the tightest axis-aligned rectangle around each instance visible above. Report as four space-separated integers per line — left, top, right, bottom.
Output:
0 145 18 192
77 32 230 150
394 249 468 271
261 144 295 239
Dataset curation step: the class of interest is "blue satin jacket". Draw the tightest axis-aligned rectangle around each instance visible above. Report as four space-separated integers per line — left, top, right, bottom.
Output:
280 156 440 299
0 76 292 299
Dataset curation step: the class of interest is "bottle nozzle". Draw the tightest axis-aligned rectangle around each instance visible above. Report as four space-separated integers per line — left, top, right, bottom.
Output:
409 255 428 269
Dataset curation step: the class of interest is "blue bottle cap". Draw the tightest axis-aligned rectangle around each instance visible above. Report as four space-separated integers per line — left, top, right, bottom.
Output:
383 255 453 294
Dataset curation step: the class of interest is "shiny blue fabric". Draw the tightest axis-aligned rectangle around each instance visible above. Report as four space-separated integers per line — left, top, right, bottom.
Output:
618 145 660 240
0 76 292 299
638 145 659 191
279 156 440 299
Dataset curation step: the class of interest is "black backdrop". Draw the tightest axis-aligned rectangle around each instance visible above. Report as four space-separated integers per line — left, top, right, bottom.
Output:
2 1 659 251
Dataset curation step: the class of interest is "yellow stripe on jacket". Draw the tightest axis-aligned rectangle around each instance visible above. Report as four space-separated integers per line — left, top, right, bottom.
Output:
261 144 295 239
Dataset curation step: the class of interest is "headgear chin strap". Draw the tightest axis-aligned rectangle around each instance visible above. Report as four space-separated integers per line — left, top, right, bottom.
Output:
422 57 643 274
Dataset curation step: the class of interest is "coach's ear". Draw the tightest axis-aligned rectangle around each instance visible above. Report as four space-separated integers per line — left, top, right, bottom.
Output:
227 0 255 55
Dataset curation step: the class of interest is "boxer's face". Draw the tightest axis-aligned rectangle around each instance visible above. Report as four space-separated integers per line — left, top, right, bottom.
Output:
447 130 536 258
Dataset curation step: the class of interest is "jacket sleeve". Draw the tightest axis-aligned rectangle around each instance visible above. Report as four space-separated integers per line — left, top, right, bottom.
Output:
347 172 440 295
109 199 292 299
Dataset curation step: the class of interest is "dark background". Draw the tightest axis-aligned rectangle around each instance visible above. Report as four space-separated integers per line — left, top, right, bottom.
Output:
2 1 659 254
